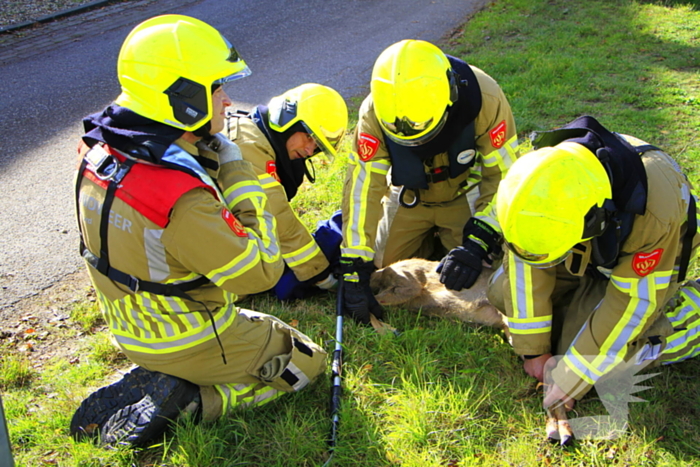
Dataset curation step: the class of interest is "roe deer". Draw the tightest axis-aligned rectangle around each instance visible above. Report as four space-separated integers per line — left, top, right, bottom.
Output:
370 258 506 331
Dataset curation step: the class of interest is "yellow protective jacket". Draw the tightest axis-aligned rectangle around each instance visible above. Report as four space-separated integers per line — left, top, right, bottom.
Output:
76 137 283 357
502 135 700 395
340 65 519 261
225 114 329 282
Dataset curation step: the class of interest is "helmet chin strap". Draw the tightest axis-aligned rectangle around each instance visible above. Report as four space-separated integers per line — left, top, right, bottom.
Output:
191 83 222 139
193 120 212 138
582 198 616 239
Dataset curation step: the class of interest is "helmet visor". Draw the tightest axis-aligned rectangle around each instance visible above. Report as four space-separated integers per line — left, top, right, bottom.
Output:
213 39 251 84
505 240 571 269
301 121 342 162
224 39 243 63
213 66 251 85
382 109 448 147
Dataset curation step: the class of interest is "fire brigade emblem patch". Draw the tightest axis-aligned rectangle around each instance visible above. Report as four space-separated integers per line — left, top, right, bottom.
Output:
358 133 380 161
489 121 507 149
632 249 663 276
266 160 281 183
222 209 247 237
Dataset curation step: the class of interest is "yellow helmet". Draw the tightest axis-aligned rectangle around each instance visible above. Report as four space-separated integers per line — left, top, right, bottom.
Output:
497 142 612 268
371 40 457 147
268 83 348 160
115 15 251 131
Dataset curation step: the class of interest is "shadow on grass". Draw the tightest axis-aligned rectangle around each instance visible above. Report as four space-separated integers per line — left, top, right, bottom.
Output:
452 0 699 166
630 359 700 460
637 0 699 8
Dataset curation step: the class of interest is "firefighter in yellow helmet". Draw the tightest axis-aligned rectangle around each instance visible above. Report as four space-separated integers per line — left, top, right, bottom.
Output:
488 115 700 414
339 39 519 324
225 84 348 297
70 15 326 447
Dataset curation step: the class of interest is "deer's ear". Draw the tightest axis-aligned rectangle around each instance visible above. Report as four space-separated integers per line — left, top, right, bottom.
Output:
370 267 398 292
412 268 428 286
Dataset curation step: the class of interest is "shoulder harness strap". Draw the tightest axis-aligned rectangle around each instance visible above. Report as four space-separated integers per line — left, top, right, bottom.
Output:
75 142 228 364
75 144 213 296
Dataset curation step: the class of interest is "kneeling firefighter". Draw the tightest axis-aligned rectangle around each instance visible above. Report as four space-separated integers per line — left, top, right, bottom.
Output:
339 39 519 324
70 15 327 447
488 115 700 412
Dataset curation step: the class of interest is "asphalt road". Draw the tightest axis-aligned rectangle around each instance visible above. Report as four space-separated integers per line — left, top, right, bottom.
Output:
0 0 487 309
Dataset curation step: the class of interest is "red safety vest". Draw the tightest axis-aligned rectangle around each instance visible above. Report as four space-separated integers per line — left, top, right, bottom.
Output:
81 144 218 227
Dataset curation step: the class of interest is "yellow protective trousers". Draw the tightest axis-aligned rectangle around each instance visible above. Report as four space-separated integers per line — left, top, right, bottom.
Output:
124 308 327 421
660 280 700 364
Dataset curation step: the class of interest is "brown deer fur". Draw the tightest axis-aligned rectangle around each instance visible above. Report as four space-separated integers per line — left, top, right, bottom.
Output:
370 258 506 331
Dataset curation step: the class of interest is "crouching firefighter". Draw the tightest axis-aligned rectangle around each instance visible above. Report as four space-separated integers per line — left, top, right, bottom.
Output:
70 15 326 448
339 39 519 324
488 115 700 414
224 84 348 301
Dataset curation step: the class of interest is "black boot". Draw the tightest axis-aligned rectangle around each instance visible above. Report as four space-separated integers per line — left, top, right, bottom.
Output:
70 366 200 447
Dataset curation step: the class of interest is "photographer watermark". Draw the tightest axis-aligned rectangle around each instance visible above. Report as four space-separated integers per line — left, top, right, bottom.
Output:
543 352 659 440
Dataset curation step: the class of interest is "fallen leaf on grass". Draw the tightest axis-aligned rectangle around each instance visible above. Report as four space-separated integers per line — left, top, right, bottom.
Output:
84 423 99 435
41 449 58 465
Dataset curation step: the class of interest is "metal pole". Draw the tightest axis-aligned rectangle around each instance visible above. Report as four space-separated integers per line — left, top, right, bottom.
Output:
0 393 15 467
324 280 344 466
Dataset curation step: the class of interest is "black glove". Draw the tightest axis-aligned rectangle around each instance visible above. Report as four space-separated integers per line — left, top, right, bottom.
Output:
438 218 500 291
437 243 487 291
339 257 384 325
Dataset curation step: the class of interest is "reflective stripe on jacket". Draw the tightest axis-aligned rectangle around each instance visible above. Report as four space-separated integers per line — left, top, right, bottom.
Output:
226 116 330 282
77 138 283 354
340 65 518 261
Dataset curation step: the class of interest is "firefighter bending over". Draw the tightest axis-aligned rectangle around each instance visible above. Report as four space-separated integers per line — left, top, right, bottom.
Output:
489 116 700 411
225 84 348 300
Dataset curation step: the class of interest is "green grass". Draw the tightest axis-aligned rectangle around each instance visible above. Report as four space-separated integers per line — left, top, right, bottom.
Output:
3 0 700 465
69 299 104 333
0 351 35 391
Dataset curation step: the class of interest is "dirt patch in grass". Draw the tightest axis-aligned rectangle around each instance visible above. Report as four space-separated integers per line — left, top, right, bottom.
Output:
0 270 106 369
